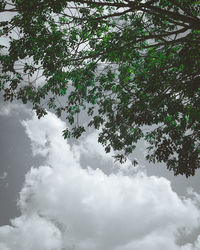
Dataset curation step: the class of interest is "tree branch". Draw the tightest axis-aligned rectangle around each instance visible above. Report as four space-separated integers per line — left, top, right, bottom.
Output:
167 0 200 21
144 4 200 28
66 0 129 8
0 8 18 12
61 8 133 21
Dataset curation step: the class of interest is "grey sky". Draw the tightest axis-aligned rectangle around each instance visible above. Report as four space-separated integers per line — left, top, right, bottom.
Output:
0 101 200 230
1 4 200 249
0 102 199 250
1 106 200 249
0 102 44 225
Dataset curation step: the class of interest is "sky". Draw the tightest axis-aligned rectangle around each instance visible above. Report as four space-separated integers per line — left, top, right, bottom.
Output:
1 3 200 250
1 103 200 250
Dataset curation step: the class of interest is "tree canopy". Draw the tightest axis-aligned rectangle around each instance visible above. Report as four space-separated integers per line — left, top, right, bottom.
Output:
0 0 200 177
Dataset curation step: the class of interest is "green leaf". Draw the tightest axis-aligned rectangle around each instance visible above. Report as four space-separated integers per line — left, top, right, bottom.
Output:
1 0 200 177
131 128 135 133
63 129 71 139
112 85 117 92
185 115 189 123
59 88 66 95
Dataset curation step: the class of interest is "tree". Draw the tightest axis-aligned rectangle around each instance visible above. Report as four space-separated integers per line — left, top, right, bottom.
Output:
0 0 200 177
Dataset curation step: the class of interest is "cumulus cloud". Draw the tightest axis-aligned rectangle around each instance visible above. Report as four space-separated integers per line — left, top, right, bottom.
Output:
182 236 200 250
0 103 30 117
72 127 136 173
0 214 61 250
0 111 200 250
0 172 7 180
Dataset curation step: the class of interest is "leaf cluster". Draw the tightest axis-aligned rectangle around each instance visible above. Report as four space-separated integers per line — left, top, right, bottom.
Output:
1 0 200 176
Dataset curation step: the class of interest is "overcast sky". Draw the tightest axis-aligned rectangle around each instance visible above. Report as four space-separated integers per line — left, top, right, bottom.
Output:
1 102 200 250
1 2 200 249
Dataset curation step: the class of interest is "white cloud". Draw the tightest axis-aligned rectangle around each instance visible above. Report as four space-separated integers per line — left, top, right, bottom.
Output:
0 103 30 117
21 111 68 158
181 235 200 250
0 172 8 188
72 128 136 173
1 111 200 250
0 172 7 180
0 214 61 250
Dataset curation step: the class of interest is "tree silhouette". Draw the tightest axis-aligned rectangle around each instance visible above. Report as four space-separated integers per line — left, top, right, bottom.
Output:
0 0 200 176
